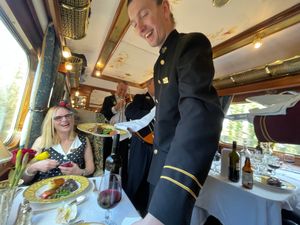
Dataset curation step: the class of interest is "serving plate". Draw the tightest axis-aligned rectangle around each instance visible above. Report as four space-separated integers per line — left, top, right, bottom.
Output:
23 175 89 203
77 123 127 137
254 175 297 192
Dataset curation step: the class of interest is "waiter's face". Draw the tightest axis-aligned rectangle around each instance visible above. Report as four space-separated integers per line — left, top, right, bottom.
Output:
128 0 170 48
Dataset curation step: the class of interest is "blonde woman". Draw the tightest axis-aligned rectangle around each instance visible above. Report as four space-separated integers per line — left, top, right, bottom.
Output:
23 102 95 184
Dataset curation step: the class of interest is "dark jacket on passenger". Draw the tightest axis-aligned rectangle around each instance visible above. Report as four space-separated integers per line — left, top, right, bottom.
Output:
100 95 117 121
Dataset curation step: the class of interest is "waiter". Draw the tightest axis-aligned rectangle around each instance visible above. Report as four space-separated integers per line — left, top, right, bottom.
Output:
127 0 224 224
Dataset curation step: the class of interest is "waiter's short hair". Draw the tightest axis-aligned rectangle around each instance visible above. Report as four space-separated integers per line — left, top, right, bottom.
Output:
127 0 175 25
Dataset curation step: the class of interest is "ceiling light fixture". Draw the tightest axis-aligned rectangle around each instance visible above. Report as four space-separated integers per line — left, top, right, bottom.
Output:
95 70 101 76
253 35 263 49
96 61 104 68
62 46 72 58
212 0 230 7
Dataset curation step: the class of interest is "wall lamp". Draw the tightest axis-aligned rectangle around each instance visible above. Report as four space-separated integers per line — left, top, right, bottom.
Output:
62 46 72 58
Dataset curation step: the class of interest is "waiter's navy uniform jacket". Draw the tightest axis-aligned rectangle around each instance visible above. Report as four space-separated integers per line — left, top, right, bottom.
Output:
147 30 224 225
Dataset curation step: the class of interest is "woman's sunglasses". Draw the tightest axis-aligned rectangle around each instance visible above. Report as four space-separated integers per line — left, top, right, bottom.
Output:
53 113 73 121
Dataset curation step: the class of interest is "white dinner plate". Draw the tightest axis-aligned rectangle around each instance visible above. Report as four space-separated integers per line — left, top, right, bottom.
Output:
77 123 127 137
254 175 297 192
23 175 90 203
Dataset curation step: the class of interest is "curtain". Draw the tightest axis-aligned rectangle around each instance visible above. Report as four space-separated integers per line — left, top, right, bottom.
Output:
49 72 65 107
20 24 61 148
220 95 233 115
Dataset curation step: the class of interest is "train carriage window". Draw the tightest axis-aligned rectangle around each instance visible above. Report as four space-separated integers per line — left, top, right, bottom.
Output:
221 102 300 155
0 18 29 142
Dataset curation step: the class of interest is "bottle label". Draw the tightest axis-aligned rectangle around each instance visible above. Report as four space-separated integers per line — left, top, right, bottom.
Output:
228 166 240 182
242 171 253 189
236 162 240 170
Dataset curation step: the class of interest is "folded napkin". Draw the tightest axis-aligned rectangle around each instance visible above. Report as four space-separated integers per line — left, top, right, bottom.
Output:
249 94 300 116
121 217 141 225
114 107 156 141
247 94 300 123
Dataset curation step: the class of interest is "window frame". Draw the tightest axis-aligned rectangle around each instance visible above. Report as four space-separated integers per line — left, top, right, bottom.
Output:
0 7 36 147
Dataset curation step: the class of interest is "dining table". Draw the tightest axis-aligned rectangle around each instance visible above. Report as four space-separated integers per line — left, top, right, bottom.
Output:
190 165 300 225
8 177 141 225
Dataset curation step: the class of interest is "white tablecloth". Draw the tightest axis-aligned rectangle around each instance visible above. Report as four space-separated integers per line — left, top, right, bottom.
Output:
192 169 300 225
8 177 141 225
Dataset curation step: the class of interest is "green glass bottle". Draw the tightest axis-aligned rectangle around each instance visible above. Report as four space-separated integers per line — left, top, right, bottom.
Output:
229 141 240 182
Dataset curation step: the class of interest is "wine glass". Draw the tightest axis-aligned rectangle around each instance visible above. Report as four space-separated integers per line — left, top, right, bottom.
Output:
211 152 221 174
267 156 281 177
97 173 122 225
283 153 295 168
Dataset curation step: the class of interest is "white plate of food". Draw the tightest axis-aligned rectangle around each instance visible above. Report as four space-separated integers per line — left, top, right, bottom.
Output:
254 175 297 192
77 123 127 137
23 175 89 203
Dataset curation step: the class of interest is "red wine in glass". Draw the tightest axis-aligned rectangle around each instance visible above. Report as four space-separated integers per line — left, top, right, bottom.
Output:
98 189 121 209
97 173 122 225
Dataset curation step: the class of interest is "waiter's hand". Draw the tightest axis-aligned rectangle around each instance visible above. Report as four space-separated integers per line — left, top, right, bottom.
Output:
132 213 163 225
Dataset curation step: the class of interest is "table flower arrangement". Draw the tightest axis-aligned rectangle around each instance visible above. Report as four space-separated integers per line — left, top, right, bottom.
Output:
1 148 52 224
0 148 31 224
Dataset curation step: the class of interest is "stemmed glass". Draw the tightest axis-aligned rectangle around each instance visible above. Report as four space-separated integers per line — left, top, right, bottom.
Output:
267 156 281 177
211 151 221 174
97 173 122 225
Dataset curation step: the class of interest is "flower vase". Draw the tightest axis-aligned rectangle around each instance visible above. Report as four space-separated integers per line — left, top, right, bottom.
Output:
0 187 18 225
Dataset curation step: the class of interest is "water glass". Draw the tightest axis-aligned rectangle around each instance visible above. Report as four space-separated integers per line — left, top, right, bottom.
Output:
0 187 18 225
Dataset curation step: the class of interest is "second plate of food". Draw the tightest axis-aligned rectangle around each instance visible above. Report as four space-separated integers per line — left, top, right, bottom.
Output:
254 175 297 192
77 123 127 137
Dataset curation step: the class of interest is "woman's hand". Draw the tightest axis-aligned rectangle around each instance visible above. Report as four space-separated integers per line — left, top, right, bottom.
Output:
58 162 83 175
28 159 59 174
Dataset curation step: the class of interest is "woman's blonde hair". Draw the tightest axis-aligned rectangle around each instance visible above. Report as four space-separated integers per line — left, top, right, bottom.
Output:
39 106 76 149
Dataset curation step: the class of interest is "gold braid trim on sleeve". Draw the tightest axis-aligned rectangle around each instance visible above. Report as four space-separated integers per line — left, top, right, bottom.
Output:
262 116 276 142
164 165 203 189
160 176 197 199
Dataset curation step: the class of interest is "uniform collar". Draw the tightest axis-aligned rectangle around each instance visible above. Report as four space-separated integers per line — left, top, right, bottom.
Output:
159 29 179 55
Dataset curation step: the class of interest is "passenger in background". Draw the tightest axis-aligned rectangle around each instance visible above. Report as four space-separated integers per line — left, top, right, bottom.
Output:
100 81 130 189
23 102 95 184
125 78 155 217
101 81 129 125
127 0 224 224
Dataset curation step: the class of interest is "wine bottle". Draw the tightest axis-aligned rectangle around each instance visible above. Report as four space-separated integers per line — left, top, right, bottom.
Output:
255 141 263 154
228 141 240 182
242 157 253 189
104 133 122 176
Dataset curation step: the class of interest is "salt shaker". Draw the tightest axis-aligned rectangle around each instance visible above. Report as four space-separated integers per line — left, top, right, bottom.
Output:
14 199 32 225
